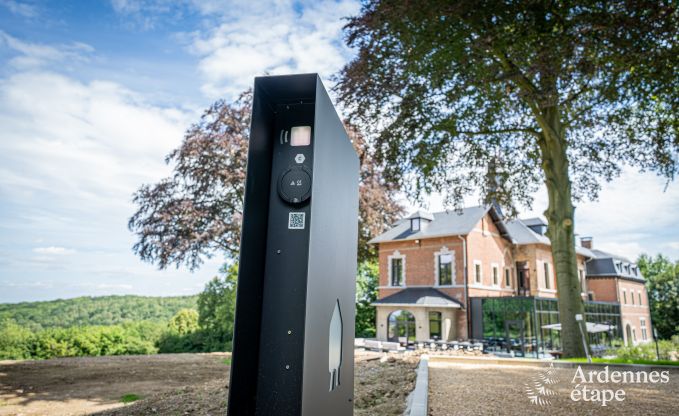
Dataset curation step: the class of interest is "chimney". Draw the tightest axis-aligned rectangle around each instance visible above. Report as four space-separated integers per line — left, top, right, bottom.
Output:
581 237 593 249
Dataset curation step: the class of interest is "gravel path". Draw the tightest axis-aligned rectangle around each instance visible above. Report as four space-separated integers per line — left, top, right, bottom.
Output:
428 361 679 415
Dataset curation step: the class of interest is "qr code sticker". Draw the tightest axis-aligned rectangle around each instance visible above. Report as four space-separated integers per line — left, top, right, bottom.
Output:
288 212 305 229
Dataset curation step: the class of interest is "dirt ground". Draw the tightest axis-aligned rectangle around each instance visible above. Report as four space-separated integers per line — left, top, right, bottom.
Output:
428 361 679 415
0 351 418 416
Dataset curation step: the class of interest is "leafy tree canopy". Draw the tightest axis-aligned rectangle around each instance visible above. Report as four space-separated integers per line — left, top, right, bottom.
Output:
0 295 197 332
638 254 679 339
129 92 403 270
337 0 677 211
337 0 677 358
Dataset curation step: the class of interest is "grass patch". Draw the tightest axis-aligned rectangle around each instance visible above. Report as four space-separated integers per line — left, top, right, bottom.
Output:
564 357 679 366
221 357 231 365
120 393 141 403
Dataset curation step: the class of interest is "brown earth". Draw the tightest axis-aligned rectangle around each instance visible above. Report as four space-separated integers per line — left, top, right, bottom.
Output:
0 351 418 416
428 361 679 415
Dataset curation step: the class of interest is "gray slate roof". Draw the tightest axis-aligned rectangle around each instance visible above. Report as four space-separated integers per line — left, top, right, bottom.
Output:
407 210 434 221
369 206 489 244
373 288 463 308
586 250 644 281
371 206 643 280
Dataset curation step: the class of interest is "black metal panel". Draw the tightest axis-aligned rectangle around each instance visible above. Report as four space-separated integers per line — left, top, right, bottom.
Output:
228 74 358 416
255 101 315 414
470 298 483 340
227 79 276 415
301 77 358 415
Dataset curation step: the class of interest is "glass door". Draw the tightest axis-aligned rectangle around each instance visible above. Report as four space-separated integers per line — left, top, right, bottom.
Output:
505 319 525 357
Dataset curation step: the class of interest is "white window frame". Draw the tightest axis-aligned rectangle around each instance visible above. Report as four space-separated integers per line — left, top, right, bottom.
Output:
541 261 552 290
434 246 456 286
504 267 512 288
640 318 648 341
578 268 586 293
622 288 627 304
411 218 420 232
491 263 500 287
387 250 406 287
631 289 635 305
473 260 483 284
637 290 642 306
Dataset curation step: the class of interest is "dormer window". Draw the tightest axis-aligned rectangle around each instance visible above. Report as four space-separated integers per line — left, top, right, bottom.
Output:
406 210 433 233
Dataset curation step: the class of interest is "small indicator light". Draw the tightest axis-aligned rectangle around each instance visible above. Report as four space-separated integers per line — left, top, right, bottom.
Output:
291 126 311 146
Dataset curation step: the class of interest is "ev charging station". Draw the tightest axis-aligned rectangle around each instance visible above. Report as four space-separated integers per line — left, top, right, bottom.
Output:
227 74 359 416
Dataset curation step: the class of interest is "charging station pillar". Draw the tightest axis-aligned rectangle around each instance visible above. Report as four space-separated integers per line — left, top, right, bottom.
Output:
227 74 359 416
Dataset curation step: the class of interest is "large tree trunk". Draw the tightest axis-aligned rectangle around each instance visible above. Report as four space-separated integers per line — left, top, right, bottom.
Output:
538 107 588 358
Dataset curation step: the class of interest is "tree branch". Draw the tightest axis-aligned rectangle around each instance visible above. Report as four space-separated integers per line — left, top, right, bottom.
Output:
458 127 541 138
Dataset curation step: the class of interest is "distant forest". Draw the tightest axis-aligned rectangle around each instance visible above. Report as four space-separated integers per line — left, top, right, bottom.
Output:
0 291 230 360
1 261 380 360
0 295 198 331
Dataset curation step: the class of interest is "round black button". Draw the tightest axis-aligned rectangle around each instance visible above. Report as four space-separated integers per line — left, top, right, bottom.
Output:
278 166 312 204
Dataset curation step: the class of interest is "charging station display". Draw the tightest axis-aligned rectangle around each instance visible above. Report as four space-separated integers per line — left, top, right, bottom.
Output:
228 74 359 416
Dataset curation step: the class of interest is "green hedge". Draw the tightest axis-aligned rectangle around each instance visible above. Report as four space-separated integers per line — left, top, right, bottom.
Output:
0 319 164 360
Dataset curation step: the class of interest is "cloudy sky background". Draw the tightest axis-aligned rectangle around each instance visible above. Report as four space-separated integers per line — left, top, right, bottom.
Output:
0 0 677 303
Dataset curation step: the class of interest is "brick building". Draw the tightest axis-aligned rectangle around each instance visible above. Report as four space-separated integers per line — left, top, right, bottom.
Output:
370 205 652 355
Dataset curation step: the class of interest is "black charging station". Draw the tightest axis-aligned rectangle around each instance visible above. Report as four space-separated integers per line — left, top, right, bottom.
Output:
227 74 359 416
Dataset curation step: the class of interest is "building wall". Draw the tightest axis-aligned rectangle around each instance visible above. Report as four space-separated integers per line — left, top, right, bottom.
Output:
618 279 654 344
374 212 649 344
466 214 516 298
586 278 618 302
375 305 460 342
377 236 465 301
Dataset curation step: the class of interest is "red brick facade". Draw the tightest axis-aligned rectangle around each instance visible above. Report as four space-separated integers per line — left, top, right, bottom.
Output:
375 211 653 345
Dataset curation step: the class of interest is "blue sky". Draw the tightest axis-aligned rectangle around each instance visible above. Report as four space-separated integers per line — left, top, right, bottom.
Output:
0 0 677 303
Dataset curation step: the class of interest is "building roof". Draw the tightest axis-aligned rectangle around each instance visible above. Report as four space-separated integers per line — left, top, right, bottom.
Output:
371 206 593 256
369 206 490 244
373 288 463 308
370 205 643 280
407 210 434 221
521 217 547 227
585 250 645 281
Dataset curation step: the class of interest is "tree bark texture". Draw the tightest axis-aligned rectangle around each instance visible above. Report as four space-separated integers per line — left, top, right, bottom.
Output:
538 107 588 358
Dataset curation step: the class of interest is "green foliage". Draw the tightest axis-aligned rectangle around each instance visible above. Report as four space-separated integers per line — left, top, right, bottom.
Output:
0 295 198 332
355 260 379 338
0 320 33 359
0 320 164 360
120 394 141 403
168 309 199 335
638 254 679 339
612 336 679 362
196 263 238 352
156 309 205 354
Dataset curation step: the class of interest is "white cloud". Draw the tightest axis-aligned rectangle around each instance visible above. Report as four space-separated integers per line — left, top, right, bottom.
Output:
0 70 192 215
665 242 679 250
0 31 94 69
1 280 54 288
0 0 37 17
182 0 360 98
33 246 76 255
96 283 133 290
417 167 679 261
